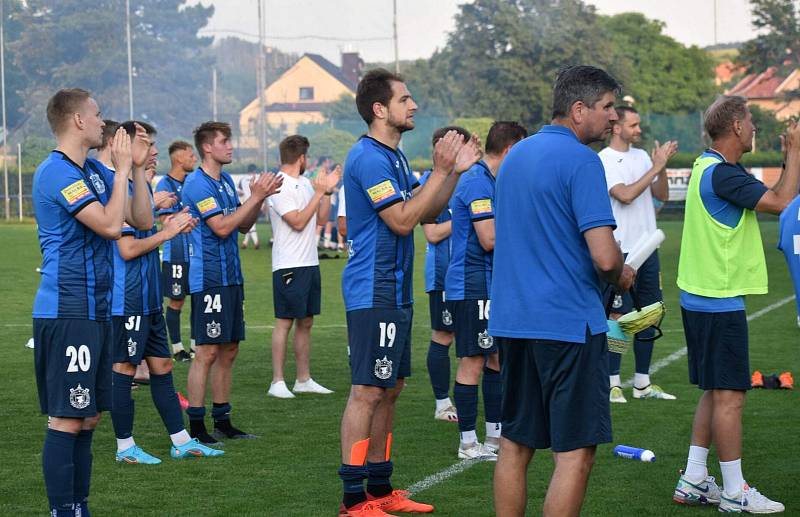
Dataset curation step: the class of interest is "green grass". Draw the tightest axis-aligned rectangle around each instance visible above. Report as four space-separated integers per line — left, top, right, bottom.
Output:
1 220 798 516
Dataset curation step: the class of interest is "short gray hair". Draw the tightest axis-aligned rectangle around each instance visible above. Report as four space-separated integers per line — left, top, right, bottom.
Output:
704 96 749 140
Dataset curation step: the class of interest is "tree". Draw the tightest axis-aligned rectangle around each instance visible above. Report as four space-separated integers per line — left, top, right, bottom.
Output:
738 0 800 73
308 128 357 165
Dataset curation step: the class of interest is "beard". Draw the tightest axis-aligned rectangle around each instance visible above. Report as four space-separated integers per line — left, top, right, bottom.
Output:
388 113 415 133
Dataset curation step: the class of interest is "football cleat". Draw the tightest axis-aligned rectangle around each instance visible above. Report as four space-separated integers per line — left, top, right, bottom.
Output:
116 445 161 465
719 484 784 513
338 501 398 517
610 386 627 403
171 438 225 459
368 490 434 513
633 384 676 400
458 441 497 461
434 405 458 422
779 371 793 390
751 371 764 388
673 471 721 506
173 350 192 362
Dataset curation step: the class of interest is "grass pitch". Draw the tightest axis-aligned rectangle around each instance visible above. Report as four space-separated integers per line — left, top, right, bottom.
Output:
0 219 798 516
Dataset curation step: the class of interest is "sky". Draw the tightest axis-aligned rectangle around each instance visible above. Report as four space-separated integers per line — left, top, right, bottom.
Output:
193 0 759 65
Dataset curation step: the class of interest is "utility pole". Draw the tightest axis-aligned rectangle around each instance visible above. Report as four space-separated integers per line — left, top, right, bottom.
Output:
392 0 399 74
1 0 8 220
126 0 134 119
212 67 218 120
257 0 268 171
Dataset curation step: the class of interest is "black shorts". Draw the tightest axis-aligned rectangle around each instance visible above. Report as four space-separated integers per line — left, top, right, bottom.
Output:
606 251 662 339
347 308 412 388
682 308 750 391
498 331 612 452
428 290 455 333
452 299 496 357
191 285 246 345
34 318 113 418
162 261 189 300
111 312 171 365
272 266 321 319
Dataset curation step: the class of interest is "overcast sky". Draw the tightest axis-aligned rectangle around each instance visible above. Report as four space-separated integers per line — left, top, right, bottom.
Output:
192 0 758 65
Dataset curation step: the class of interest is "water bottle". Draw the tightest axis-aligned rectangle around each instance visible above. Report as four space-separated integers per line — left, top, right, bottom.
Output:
613 445 655 462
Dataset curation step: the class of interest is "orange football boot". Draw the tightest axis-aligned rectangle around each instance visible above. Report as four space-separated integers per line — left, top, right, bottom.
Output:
779 371 794 389
338 501 398 517
368 490 434 513
751 370 764 388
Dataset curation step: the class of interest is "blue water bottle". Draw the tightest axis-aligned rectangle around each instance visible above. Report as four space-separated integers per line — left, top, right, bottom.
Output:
613 445 655 462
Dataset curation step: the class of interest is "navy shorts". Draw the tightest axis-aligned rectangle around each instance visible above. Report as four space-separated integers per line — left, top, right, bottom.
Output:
452 299 496 357
34 318 113 418
162 261 189 300
606 251 662 339
682 308 750 391
498 331 612 452
428 290 455 333
272 266 321 319
191 285 246 345
347 308 412 388
111 312 171 365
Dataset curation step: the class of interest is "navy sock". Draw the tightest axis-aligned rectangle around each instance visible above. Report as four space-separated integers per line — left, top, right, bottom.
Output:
454 382 479 433
634 335 655 375
187 406 206 435
427 341 451 400
166 307 182 345
150 372 185 434
43 429 76 514
212 402 232 425
339 463 368 508
608 350 622 377
73 430 93 514
482 367 502 424
110 371 135 440
366 460 394 498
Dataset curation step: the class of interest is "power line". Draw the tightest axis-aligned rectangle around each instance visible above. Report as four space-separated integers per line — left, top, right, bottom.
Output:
198 27 391 42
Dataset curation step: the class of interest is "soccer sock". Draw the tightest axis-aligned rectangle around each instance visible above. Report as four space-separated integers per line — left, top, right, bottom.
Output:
634 373 651 390
634 337 655 380
427 341 451 400
684 445 709 482
212 402 232 427
435 397 453 412
366 460 394 498
166 307 182 349
186 406 206 435
454 382 478 443
608 351 622 377
720 458 745 495
149 372 185 435
73 430 93 514
610 374 622 388
42 429 76 515
110 371 135 450
482 367 502 438
340 438 369 508
170 430 192 447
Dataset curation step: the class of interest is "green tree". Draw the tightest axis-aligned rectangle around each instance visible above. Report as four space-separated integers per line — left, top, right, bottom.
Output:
738 0 800 73
750 105 786 152
309 128 357 165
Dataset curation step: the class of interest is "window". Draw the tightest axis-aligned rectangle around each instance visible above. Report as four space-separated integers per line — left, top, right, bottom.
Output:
299 87 314 100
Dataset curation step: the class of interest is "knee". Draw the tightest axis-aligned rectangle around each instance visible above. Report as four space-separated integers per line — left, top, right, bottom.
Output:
349 386 385 408
113 362 136 376
222 344 239 362
82 414 102 430
486 353 500 371
148 357 173 375
457 357 484 382
386 380 404 403
296 317 314 331
195 347 219 365
712 390 745 412
432 330 453 346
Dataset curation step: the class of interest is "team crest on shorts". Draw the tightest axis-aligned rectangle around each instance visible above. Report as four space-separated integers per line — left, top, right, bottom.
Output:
207 320 221 339
127 337 137 357
374 356 393 380
69 384 91 410
442 309 453 326
171 283 182 296
478 330 494 349
612 294 623 309
88 172 106 194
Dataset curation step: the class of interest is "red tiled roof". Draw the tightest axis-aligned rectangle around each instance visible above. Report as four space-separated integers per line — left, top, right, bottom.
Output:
727 67 785 98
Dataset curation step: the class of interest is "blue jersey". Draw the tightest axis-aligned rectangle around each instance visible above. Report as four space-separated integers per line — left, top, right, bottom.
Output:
155 173 191 263
445 161 495 300
183 168 243 292
778 195 800 317
420 170 451 293
342 136 419 311
33 152 115 321
111 182 161 316
489 125 617 343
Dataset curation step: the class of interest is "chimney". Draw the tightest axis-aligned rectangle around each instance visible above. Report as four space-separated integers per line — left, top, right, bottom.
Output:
341 52 364 90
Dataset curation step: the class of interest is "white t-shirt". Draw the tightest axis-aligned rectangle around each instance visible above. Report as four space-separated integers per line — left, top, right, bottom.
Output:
337 185 346 218
599 146 657 253
238 174 255 203
268 172 319 271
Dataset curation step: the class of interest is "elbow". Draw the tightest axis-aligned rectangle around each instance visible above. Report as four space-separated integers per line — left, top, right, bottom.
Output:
395 223 415 237
594 254 621 275
101 228 122 240
119 249 136 261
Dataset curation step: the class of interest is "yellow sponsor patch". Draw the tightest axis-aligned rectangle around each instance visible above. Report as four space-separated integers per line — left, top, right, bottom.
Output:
197 196 218 214
470 199 492 215
367 180 397 204
60 180 91 206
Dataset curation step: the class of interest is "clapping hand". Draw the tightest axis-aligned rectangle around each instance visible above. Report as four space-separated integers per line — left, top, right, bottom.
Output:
110 127 132 175
454 134 483 174
153 191 177 210
251 172 284 199
131 123 151 169
432 130 466 176
651 140 678 170
314 164 342 195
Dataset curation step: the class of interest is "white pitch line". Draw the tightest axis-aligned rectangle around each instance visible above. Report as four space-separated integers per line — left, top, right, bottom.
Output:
406 458 491 495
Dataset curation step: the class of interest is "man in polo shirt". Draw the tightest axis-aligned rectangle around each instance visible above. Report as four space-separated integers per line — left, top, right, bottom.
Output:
673 96 799 513
446 121 527 460
267 134 339 399
490 66 635 517
599 106 678 403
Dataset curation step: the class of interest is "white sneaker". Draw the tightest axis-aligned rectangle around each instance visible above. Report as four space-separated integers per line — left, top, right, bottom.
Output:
292 378 333 394
267 381 295 399
610 386 627 403
458 442 497 461
719 484 784 513
673 472 721 506
484 436 500 455
434 405 458 422
633 384 676 400
25 338 35 349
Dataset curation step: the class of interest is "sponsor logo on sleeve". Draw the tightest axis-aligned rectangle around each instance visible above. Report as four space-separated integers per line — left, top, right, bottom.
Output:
61 180 92 206
367 180 397 204
197 197 218 214
470 199 492 215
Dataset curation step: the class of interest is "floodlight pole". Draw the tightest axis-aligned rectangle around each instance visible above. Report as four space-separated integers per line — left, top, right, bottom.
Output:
126 0 134 119
17 141 20 220
392 0 399 74
257 0 268 171
1 0 8 220
212 67 218 120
